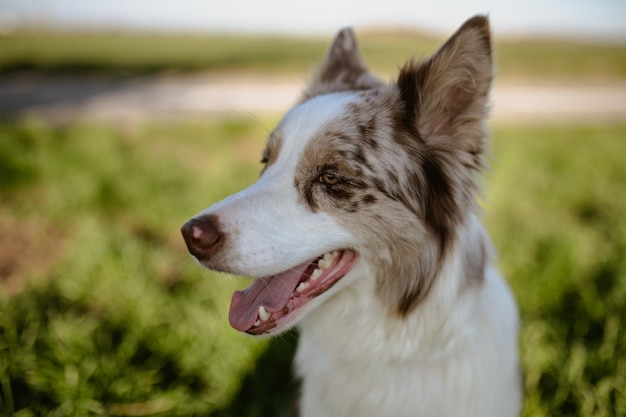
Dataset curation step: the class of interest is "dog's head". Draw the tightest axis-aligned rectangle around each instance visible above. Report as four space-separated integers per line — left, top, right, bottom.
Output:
182 15 493 336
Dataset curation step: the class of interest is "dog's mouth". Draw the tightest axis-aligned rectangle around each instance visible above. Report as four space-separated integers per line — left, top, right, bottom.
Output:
228 249 358 335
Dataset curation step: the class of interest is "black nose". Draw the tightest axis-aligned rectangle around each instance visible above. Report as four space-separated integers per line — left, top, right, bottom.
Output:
181 216 223 260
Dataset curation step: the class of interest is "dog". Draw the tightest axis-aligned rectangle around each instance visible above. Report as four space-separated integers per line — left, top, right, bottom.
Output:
181 15 522 417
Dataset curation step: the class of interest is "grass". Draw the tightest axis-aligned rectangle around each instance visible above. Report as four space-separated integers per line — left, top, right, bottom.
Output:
0 118 274 416
486 123 626 416
0 118 625 416
1 31 625 81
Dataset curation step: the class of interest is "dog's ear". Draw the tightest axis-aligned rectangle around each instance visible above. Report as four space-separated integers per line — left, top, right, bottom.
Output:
397 15 492 143
303 28 383 100
375 16 492 316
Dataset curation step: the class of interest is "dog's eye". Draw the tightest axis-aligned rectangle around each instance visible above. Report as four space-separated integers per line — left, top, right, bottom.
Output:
319 172 339 185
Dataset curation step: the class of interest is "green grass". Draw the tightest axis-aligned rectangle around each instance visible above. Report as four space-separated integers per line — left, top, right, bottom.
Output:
0 119 625 416
487 123 626 416
1 31 625 80
0 118 274 416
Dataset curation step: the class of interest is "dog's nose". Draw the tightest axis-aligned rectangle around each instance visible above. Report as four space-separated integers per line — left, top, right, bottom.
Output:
181 216 223 260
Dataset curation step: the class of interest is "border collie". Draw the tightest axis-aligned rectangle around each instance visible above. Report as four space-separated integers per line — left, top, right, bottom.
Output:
182 15 522 417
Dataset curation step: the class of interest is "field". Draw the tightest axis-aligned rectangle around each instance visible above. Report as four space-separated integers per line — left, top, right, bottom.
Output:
0 117 624 416
1 28 626 417
1 31 626 81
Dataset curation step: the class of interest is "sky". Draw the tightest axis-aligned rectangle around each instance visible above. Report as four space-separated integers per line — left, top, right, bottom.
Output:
0 0 625 40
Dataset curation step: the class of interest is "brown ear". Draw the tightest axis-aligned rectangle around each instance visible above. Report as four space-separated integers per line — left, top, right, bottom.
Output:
375 16 493 316
304 28 383 100
397 15 493 142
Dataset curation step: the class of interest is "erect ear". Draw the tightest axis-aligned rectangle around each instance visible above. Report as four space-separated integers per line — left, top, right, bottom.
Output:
397 15 493 142
303 28 383 100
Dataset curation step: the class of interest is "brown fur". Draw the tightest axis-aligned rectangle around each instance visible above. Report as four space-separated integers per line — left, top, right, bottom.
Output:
463 229 488 287
294 15 493 315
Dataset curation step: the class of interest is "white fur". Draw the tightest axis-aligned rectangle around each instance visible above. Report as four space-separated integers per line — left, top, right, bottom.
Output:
196 95 355 276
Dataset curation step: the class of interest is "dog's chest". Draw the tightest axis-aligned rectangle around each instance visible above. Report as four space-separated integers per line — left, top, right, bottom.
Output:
296 341 477 417
294 301 465 416
294 269 521 417
296 332 510 417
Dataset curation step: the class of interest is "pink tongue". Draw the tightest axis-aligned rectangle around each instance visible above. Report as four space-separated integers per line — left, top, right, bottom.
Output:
228 262 310 331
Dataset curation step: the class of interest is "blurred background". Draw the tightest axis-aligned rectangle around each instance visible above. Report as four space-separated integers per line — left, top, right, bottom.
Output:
0 1 625 416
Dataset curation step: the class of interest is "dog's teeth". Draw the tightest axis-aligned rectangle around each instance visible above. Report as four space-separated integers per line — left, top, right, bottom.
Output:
258 306 271 322
310 268 323 281
253 320 260 327
319 251 338 269
296 282 309 292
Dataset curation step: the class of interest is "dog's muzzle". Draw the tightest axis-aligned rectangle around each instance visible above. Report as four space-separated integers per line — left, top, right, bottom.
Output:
181 215 223 260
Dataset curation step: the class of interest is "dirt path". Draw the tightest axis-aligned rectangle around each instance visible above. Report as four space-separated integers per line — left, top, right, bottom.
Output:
1 74 625 123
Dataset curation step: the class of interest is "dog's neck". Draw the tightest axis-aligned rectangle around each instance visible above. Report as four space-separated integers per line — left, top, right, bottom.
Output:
297 214 489 364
